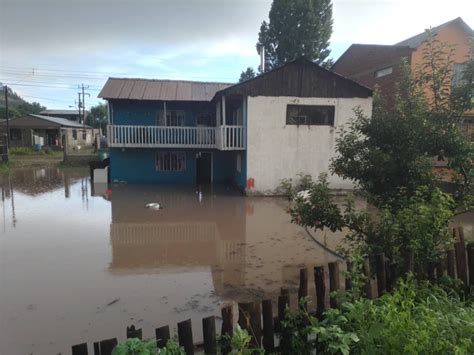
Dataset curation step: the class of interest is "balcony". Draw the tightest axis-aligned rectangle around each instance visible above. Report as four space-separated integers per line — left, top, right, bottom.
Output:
107 125 245 150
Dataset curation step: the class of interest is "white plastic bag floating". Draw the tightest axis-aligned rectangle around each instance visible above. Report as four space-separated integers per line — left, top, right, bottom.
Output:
145 202 162 210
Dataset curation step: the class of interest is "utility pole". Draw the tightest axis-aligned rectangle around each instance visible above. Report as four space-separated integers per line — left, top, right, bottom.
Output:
78 84 90 128
4 85 9 148
77 92 82 123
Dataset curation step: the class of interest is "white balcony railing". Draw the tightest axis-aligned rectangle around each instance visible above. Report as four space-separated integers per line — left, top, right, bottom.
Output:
107 125 245 150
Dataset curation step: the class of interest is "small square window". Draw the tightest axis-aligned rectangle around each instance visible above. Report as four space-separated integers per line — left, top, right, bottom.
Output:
375 67 393 78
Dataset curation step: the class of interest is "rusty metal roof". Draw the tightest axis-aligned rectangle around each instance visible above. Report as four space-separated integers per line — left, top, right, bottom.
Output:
98 78 233 102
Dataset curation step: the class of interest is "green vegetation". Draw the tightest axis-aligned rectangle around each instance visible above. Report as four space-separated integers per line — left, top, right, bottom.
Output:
87 102 108 132
239 0 334 79
257 0 333 70
283 32 473 275
0 86 45 119
112 338 184 355
279 276 474 355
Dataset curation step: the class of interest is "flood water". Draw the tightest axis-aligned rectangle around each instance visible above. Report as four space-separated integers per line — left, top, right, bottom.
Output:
0 167 351 354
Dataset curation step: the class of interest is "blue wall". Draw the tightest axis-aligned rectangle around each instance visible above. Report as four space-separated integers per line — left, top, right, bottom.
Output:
111 101 214 127
110 148 238 184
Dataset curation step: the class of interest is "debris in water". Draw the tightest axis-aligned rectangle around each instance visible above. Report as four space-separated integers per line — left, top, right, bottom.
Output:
106 298 120 307
145 202 162 210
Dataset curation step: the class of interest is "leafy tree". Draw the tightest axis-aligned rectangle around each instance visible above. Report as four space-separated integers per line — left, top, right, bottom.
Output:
284 33 473 274
87 103 108 132
0 86 45 118
239 67 257 82
256 0 333 71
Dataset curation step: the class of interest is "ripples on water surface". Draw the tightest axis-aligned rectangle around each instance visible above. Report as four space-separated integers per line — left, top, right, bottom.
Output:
0 167 386 353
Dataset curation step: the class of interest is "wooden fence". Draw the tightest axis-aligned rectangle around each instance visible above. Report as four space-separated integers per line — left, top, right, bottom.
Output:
72 227 474 355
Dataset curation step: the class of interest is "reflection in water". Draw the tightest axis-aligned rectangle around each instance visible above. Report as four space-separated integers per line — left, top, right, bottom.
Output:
0 168 357 354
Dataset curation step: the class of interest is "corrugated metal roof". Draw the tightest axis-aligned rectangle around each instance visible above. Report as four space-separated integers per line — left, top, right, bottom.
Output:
396 17 473 48
98 78 233 101
40 109 80 115
29 114 91 128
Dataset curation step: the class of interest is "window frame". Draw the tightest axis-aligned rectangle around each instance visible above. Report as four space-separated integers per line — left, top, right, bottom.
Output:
156 151 186 172
374 67 393 78
156 110 185 127
286 104 335 127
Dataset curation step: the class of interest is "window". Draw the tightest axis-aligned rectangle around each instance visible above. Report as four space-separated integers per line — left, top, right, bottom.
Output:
10 129 22 141
156 151 186 172
157 110 185 126
452 63 468 87
196 111 213 126
286 105 335 126
72 129 77 140
375 67 393 78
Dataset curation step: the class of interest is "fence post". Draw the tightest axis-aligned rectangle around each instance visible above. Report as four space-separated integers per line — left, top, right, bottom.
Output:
298 268 308 309
126 324 142 339
156 325 171 349
72 343 88 355
375 253 387 295
467 242 474 288
278 293 291 352
202 316 217 355
454 227 468 287
99 338 118 355
328 262 340 308
178 319 194 355
345 261 353 291
262 300 274 352
436 257 446 280
447 249 456 279
314 266 326 317
238 302 262 348
363 258 373 299
221 305 233 355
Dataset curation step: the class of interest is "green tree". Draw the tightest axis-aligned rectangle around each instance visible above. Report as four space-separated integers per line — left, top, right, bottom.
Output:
239 67 257 82
285 33 474 274
87 103 108 133
256 0 333 71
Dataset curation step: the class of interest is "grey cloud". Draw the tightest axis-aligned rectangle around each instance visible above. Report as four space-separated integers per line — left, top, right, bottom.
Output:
1 0 271 57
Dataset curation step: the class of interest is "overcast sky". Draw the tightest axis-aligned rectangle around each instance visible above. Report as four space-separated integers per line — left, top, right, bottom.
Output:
0 0 473 109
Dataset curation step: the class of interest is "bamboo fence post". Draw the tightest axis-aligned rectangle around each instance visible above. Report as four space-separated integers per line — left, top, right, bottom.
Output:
314 266 326 317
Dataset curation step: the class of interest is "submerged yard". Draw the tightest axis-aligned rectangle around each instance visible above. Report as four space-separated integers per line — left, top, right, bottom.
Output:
0 167 351 354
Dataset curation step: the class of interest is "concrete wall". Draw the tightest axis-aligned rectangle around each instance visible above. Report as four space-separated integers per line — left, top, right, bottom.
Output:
245 96 373 195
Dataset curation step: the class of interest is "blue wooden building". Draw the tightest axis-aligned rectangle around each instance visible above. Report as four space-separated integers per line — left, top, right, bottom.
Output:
99 58 373 194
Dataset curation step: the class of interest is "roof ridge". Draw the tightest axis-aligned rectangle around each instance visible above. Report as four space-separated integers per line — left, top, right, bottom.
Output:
107 77 235 85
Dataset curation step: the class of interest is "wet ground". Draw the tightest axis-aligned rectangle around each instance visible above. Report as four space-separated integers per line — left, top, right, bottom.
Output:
0 167 352 354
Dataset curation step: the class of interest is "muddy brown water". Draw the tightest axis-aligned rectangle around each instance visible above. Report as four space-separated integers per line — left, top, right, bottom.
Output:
0 167 350 354
5 168 471 354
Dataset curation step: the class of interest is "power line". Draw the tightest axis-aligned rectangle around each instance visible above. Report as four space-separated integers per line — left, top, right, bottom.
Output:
0 82 101 90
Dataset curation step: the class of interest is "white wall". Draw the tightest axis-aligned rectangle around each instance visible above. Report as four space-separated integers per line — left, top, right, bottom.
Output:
246 96 373 195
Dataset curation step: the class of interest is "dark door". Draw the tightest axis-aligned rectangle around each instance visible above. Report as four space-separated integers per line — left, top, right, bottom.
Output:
196 153 212 185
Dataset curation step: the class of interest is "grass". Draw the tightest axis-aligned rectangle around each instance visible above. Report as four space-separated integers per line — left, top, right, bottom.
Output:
9 147 63 157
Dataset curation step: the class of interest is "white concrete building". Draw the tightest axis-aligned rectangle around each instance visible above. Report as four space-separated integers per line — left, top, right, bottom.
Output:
101 58 373 194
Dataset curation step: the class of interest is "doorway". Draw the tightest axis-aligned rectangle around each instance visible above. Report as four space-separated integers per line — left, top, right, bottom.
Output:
196 152 213 185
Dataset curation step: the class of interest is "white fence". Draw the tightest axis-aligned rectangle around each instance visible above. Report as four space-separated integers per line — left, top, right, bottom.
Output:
107 125 245 150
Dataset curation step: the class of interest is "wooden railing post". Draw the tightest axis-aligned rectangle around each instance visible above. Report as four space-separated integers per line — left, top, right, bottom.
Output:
202 316 217 355
454 227 468 287
221 305 233 355
375 253 387 295
467 242 474 288
262 300 274 352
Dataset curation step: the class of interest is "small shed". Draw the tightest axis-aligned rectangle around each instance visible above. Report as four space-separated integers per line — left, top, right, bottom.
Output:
0 114 99 149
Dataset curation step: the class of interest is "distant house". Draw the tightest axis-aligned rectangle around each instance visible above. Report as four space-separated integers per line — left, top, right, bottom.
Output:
99 57 373 194
0 114 99 149
332 17 474 140
40 109 81 122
